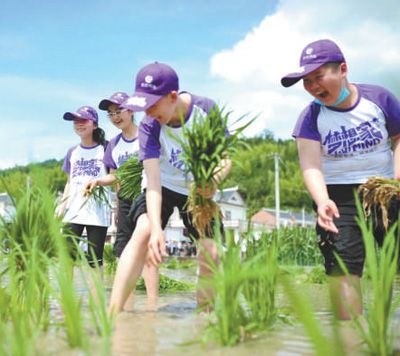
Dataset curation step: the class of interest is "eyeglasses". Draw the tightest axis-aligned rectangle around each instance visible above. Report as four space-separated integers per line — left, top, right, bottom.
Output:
107 109 127 118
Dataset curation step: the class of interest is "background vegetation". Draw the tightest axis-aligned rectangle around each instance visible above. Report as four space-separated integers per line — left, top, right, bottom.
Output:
0 132 312 216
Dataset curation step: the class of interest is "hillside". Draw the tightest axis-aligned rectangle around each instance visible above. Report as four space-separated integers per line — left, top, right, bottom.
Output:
0 134 312 216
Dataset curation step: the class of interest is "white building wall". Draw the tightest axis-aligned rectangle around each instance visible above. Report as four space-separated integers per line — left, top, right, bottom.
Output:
220 204 246 221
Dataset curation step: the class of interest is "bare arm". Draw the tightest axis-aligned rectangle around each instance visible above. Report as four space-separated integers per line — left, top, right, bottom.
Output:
85 168 117 192
297 138 339 233
143 158 165 265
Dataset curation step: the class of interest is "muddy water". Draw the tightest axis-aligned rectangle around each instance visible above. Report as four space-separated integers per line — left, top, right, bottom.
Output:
107 269 399 356
46 268 400 356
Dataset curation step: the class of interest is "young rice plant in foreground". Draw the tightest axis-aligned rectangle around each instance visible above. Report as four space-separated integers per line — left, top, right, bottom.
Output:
171 106 254 238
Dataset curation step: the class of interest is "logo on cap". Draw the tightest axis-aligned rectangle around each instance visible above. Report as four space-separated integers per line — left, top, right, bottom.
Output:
125 96 147 108
303 46 317 60
145 75 153 83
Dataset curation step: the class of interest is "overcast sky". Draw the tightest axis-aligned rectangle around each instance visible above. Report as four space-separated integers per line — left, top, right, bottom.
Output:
1 0 399 169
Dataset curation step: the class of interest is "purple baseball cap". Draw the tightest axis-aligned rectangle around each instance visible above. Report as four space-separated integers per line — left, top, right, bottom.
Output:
63 106 99 123
281 39 345 88
98 92 130 111
122 62 179 112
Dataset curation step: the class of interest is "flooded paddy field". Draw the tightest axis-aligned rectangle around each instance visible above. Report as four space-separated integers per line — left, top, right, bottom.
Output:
39 265 400 356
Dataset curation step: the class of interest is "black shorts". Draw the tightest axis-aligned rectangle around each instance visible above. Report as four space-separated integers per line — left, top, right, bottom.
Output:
316 184 399 277
128 186 223 240
114 197 135 257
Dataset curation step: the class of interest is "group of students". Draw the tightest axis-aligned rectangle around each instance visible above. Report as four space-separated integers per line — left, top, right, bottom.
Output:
58 38 400 320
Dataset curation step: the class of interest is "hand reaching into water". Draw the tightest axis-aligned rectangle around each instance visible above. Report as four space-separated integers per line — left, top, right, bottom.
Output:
147 229 167 266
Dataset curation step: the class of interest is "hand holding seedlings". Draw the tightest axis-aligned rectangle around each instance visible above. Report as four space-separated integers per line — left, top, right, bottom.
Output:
84 179 98 196
195 180 218 199
115 155 143 201
80 185 112 209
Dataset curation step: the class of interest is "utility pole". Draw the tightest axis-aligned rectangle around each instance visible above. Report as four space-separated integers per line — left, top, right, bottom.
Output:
274 153 280 230
26 175 31 192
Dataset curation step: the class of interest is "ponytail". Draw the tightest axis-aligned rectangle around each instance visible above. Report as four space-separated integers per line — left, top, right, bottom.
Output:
93 127 107 147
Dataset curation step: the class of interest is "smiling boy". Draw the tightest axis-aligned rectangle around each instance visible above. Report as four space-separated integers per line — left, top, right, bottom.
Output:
108 62 231 314
281 39 400 319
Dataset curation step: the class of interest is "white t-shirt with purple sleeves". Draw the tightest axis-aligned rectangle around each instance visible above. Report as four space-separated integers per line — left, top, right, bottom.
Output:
103 133 139 169
293 84 400 184
139 93 216 195
103 133 146 192
62 144 110 226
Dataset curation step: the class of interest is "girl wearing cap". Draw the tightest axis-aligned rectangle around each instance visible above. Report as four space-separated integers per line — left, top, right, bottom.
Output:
281 39 400 319
85 92 159 307
108 62 231 314
58 106 110 268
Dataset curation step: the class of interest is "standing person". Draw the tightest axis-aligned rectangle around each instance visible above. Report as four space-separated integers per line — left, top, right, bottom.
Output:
108 62 231 314
281 39 400 319
85 91 159 306
58 106 111 268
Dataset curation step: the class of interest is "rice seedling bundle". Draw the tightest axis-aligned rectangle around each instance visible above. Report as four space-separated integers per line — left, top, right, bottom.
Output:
114 154 143 201
81 185 112 210
103 243 117 274
136 274 194 292
161 257 196 270
203 232 250 346
172 106 254 238
358 177 400 230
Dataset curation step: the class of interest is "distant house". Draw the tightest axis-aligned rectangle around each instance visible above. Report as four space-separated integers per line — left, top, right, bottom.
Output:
251 208 316 231
0 193 15 223
164 186 248 242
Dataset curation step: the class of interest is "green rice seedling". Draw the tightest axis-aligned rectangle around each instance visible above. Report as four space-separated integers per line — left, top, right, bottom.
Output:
103 243 117 274
342 196 400 355
278 265 327 284
305 265 327 284
114 154 143 201
0 173 93 352
201 228 281 346
171 107 255 237
0 286 9 321
161 257 197 270
202 231 251 346
0 238 51 353
11 244 52 328
52 243 87 350
81 185 112 210
0 184 58 270
281 276 345 356
2 309 39 356
0 321 5 355
78 249 114 355
242 231 279 329
0 178 62 329
276 226 322 266
136 273 195 292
